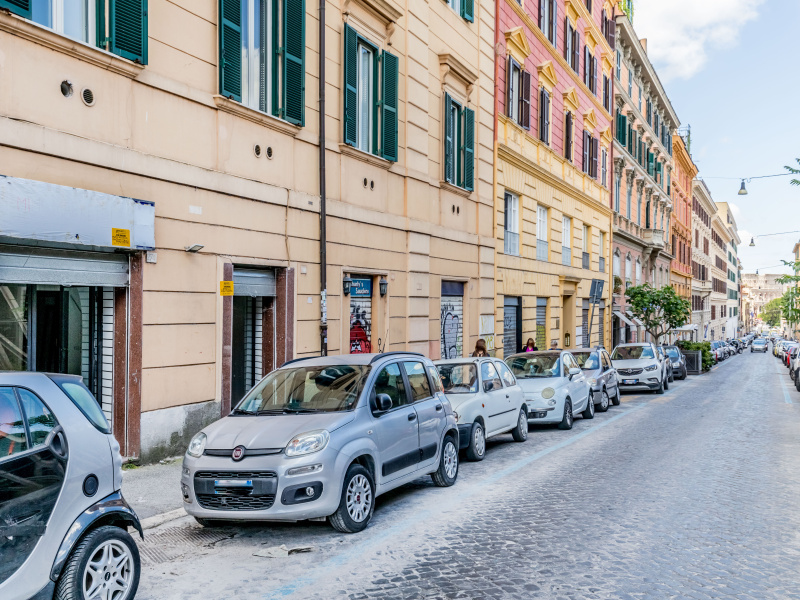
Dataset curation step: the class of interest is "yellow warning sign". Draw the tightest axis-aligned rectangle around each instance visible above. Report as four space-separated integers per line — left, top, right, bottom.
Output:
111 228 131 247
220 281 234 296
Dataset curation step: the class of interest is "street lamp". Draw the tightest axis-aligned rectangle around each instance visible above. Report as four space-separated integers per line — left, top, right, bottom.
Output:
738 180 748 195
747 231 800 247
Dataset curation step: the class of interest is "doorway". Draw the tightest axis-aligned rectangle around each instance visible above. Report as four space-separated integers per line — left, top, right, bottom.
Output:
503 296 521 356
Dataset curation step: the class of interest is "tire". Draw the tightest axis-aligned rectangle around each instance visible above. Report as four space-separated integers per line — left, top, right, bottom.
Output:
663 375 669 391
596 388 610 412
656 377 665 395
796 375 800 393
511 407 528 442
611 386 621 406
558 399 574 430
431 435 459 487
329 464 375 533
791 369 796 382
581 393 595 419
193 517 229 528
465 421 486 461
55 525 140 600
668 369 675 383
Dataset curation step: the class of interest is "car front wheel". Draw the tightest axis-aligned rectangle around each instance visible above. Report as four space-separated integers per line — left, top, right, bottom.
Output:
466 421 486 461
558 399 573 430
596 389 610 412
330 464 375 533
55 525 140 600
511 407 528 442
431 435 459 487
582 393 595 419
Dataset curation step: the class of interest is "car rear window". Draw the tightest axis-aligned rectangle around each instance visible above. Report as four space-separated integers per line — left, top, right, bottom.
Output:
51 377 110 434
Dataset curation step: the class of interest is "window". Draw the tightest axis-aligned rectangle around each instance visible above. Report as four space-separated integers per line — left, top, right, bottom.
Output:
480 362 503 391
506 58 531 129
616 50 621 80
444 94 476 190
562 216 572 266
601 147 607 187
626 177 632 218
344 25 398 159
496 361 517 388
636 258 641 284
582 133 598 178
402 362 433 401
638 85 642 111
504 192 520 256
17 389 57 447
613 250 621 278
539 0 558 47
614 172 621 213
582 224 590 269
565 112 574 161
446 0 474 21
583 45 596 93
625 254 632 284
373 363 409 407
603 75 610 111
0 388 27 458
537 206 549 261
565 22 580 72
54 378 110 433
5 0 147 63
539 88 551 144
627 69 632 97
599 231 606 272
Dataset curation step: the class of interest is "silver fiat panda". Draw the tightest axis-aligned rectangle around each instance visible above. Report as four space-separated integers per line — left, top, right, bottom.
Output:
0 373 142 600
182 352 459 533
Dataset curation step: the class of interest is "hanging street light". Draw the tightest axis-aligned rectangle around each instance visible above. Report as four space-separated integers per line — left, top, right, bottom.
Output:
738 180 748 195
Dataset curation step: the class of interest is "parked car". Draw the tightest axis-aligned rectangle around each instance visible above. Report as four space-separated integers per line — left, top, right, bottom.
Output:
662 345 688 380
610 343 669 394
789 346 800 381
435 357 528 461
570 347 621 411
182 352 459 533
505 351 593 430
751 338 768 353
710 341 727 362
657 346 674 382
785 343 799 369
0 373 142 600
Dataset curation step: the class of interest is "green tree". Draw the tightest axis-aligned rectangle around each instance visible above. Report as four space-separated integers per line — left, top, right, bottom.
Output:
625 284 691 344
777 261 800 334
761 297 783 327
785 159 800 186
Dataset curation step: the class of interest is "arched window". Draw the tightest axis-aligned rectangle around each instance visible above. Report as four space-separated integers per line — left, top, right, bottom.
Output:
625 254 632 284
613 249 621 278
635 258 642 284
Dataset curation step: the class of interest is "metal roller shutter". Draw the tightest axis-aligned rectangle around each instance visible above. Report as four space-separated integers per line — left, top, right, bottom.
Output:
0 244 129 287
503 297 521 356
441 282 464 359
536 298 547 350
233 268 276 297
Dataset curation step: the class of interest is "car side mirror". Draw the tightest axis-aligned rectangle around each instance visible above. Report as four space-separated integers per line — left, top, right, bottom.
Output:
483 380 494 393
568 367 581 378
375 394 393 413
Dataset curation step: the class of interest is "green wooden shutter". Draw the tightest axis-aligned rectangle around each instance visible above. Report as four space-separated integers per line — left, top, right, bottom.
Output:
462 0 474 22
219 0 242 101
110 0 148 64
444 93 454 184
343 24 358 147
381 49 399 162
464 107 475 191
282 0 305 125
0 0 31 19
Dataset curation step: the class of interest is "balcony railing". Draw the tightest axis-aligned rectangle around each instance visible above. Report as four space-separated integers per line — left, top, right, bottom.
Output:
642 228 665 249
562 247 572 267
582 252 590 269
504 231 519 256
537 240 548 262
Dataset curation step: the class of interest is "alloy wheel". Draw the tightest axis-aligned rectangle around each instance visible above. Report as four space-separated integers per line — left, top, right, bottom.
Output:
566 402 573 427
82 540 134 600
345 474 373 523
518 410 528 440
601 390 609 410
474 425 486 457
443 441 458 479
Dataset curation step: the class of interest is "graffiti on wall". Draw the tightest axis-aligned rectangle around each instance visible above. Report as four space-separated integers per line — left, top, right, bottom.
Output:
440 302 462 359
350 302 372 354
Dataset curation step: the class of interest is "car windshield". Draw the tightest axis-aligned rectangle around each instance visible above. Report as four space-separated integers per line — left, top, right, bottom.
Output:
571 352 600 370
235 365 371 414
611 346 654 360
436 364 478 394
665 347 680 359
506 354 561 378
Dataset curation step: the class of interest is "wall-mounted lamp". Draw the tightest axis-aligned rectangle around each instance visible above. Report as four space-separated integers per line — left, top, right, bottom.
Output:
184 244 204 253
564 332 571 347
342 275 353 296
379 277 388 297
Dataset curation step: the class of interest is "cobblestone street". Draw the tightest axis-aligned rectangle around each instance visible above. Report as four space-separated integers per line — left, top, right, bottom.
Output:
135 351 800 599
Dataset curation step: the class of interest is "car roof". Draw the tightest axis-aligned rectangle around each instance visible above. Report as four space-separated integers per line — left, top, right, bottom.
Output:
506 351 563 360
434 357 499 365
614 342 653 347
571 347 602 353
280 352 425 368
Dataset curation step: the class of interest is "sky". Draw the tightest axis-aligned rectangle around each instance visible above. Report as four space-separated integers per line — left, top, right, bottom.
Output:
631 0 800 275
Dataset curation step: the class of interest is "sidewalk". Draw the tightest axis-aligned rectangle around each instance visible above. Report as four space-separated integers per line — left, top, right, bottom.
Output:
121 458 185 521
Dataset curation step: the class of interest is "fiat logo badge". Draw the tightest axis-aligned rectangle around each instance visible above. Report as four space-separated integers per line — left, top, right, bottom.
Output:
232 446 245 461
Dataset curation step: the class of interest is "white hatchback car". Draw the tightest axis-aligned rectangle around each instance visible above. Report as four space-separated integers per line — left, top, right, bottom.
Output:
505 351 593 430
435 358 528 461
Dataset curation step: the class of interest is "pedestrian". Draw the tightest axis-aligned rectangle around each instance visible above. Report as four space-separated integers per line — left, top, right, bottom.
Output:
550 339 560 351
472 338 489 357
524 338 538 352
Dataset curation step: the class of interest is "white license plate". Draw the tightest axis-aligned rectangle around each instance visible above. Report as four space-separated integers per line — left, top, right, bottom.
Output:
214 479 253 487
622 379 637 385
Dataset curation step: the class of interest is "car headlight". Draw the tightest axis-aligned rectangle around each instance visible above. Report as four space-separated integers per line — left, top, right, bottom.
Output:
186 432 206 458
644 364 658 372
587 378 597 386
285 430 330 457
541 387 555 399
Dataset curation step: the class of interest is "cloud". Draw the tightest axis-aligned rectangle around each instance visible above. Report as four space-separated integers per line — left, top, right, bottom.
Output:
632 0 764 81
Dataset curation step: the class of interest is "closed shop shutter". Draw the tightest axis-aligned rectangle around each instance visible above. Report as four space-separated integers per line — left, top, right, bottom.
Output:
536 298 547 350
233 268 276 297
0 245 129 287
244 297 263 385
350 278 373 354
582 300 590 347
441 282 464 359
599 303 605 348
503 297 521 357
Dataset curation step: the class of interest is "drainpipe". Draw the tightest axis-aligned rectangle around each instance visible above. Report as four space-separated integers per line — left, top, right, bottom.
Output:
319 0 328 356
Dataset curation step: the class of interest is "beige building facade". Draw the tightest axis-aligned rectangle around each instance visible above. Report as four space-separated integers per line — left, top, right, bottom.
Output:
691 180 714 340
0 0 496 460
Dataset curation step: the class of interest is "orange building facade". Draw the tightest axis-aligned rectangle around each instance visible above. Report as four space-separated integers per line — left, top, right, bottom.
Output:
670 134 696 299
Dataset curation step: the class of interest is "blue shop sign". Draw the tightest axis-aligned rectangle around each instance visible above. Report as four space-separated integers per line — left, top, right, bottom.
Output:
350 278 373 297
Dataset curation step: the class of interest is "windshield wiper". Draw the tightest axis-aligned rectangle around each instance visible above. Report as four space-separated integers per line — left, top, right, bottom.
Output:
282 407 323 414
256 409 289 415
231 408 256 415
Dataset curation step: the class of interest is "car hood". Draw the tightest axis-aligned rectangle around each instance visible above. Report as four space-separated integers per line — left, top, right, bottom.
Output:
202 411 356 449
612 358 658 370
443 393 480 411
515 377 567 393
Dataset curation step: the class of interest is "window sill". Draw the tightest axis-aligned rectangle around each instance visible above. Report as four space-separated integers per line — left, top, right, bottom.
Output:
0 11 144 78
439 181 472 198
213 96 302 136
338 143 393 169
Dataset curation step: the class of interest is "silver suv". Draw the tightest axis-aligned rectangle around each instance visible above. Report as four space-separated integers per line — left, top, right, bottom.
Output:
181 352 459 533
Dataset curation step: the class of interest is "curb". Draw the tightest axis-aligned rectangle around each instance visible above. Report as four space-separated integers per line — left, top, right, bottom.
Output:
140 508 188 531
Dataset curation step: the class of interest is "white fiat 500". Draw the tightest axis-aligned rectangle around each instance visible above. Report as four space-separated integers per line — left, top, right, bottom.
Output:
505 351 592 430
434 358 528 461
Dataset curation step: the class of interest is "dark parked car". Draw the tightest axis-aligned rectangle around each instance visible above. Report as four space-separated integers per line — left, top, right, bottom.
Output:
662 345 688 380
0 373 142 600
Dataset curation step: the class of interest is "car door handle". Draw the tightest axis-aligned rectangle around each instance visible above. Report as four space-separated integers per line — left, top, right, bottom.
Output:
505 394 509 398
408 412 417 421
435 404 443 411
